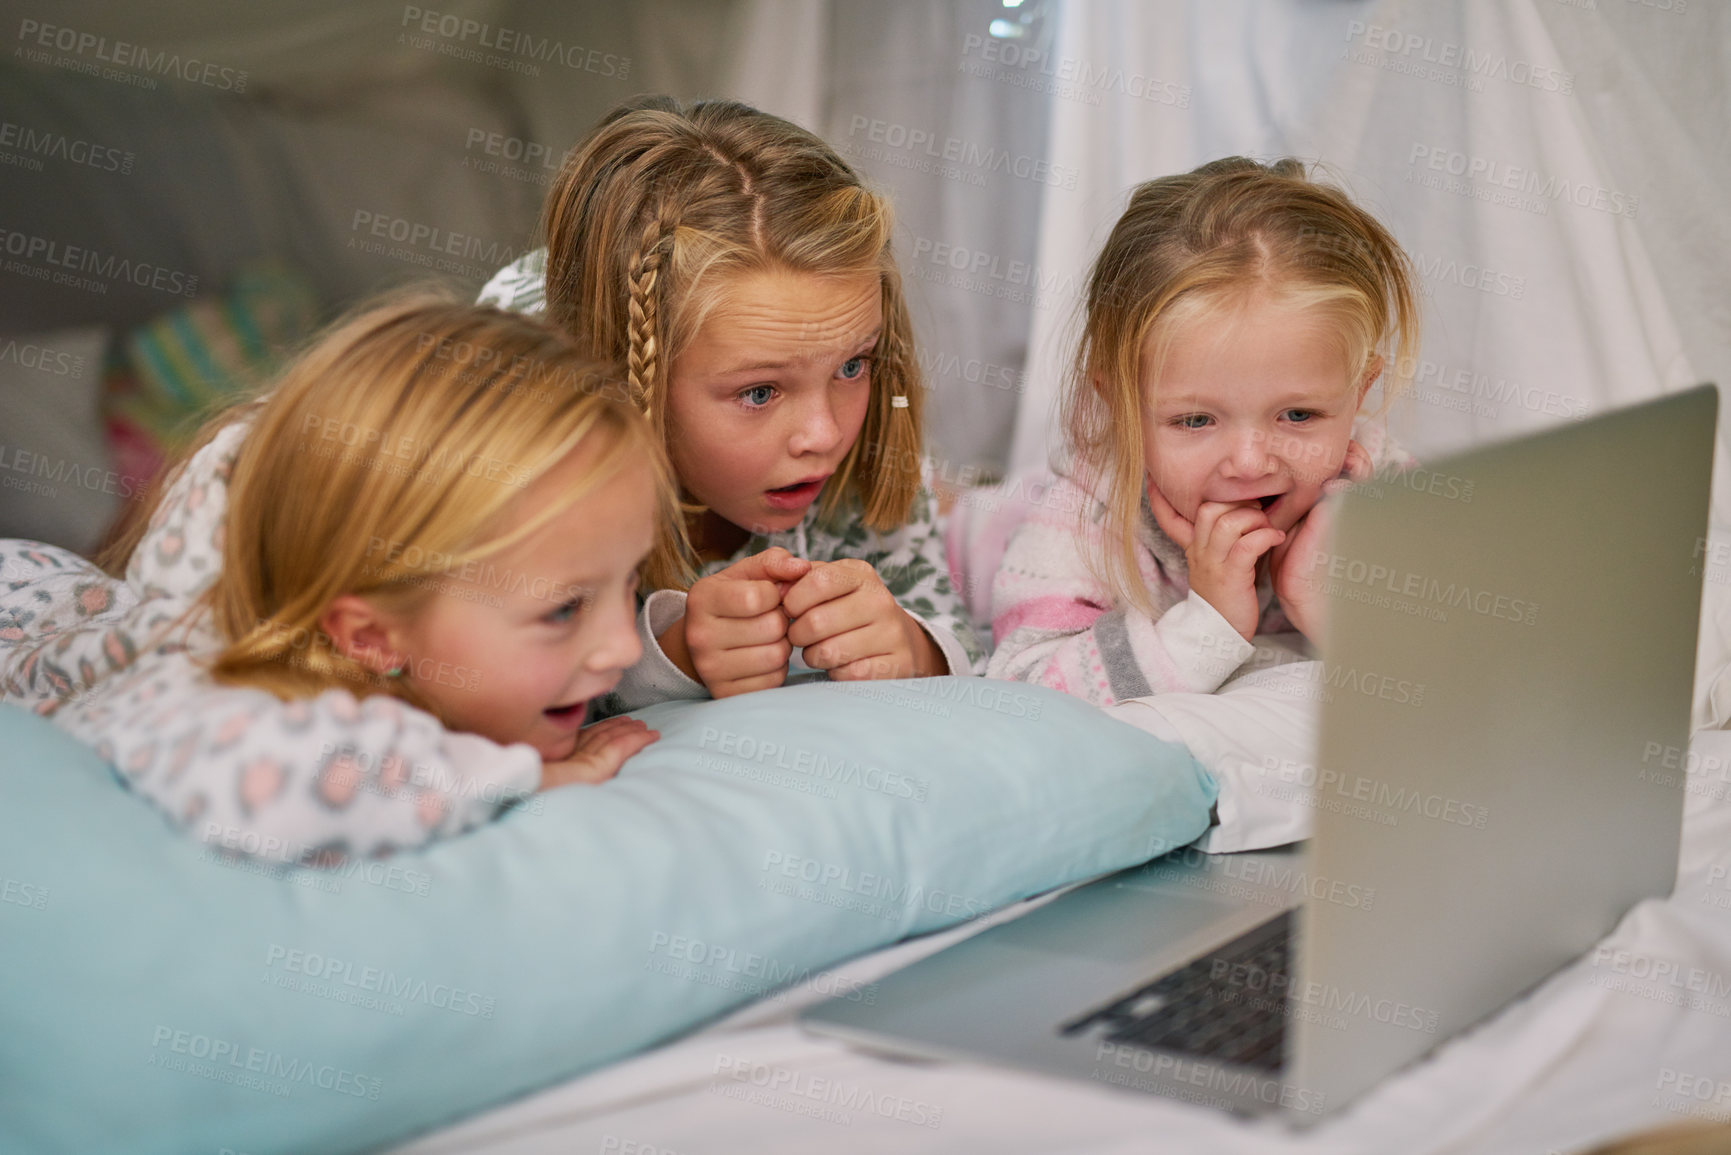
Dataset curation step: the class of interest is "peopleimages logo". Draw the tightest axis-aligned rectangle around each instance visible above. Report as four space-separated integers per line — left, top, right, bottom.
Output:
1655 1067 1731 1112
0 444 152 502
644 932 878 1004
0 875 49 910
699 727 930 801
399 6 630 78
148 1026 382 1100
846 117 1079 189
1407 144 1639 219
712 1054 945 1129
349 210 523 264
1310 550 1539 627
0 228 198 297
959 33 1191 108
0 120 134 174
15 19 249 91
1346 21 1574 94
1261 755 1490 830
1091 1042 1324 1114
760 850 989 921
264 945 496 1018
907 235 1085 301
0 335 89 376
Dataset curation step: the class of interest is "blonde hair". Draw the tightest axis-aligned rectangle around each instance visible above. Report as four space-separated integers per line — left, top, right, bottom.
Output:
1065 156 1420 615
106 297 673 709
541 95 925 589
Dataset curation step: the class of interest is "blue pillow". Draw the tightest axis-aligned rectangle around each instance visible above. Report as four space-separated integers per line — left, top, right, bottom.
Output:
0 678 1214 1154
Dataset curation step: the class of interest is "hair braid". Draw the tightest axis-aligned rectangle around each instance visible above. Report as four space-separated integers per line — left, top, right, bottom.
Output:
625 205 678 419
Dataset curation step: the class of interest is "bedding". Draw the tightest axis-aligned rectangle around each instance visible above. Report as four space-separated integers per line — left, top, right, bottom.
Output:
387 728 1731 1155
1108 658 1325 854
3 2 1726 1150
942 460 1334 855
0 676 1215 1155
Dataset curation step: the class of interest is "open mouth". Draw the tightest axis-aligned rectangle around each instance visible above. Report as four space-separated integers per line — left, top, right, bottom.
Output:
764 476 829 509
1257 494 1280 510
544 701 587 722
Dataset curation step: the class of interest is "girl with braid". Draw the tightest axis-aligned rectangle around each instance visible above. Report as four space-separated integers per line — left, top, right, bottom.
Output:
480 97 984 709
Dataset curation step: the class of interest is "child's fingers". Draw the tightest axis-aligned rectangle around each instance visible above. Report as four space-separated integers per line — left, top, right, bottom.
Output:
781 559 871 619
1280 496 1339 574
798 623 885 672
785 588 879 649
694 608 790 654
578 715 648 735
706 606 789 651
577 718 655 752
700 639 793 685
1194 503 1272 558
552 757 620 787
762 551 813 584
1192 500 1262 545
1188 500 1226 549
1300 498 1338 539
784 606 831 651
542 727 658 788
1288 524 1333 592
1266 530 1293 577
1210 504 1274 534
718 547 811 585
711 668 790 698
587 725 659 765
700 577 786 620
1226 527 1286 568
1342 439 1374 482
827 652 906 682
1146 481 1196 549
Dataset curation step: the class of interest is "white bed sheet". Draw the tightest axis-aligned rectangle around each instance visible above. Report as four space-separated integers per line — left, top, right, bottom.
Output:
389 731 1731 1155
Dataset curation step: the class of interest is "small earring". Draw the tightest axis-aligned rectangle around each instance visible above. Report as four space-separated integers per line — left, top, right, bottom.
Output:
383 664 404 678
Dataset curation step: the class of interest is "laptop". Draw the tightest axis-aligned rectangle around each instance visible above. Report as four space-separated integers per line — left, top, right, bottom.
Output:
802 385 1717 1119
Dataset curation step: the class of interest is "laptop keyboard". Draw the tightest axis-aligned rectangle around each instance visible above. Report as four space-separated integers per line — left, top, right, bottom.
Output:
1060 910 1293 1072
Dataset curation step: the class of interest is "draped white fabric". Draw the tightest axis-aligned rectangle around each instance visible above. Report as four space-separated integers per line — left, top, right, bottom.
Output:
6 4 1731 1151
1002 0 1731 727
1010 0 1718 468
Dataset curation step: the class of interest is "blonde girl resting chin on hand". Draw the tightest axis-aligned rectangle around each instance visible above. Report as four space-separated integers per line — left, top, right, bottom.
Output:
986 157 1420 705
0 299 676 863
480 95 984 704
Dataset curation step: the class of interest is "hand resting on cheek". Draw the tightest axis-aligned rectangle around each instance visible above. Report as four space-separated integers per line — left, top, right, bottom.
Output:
1149 439 1372 644
1268 439 1374 643
1147 482 1286 644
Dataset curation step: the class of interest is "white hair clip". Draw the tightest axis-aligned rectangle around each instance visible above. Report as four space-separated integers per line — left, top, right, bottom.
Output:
890 395 909 409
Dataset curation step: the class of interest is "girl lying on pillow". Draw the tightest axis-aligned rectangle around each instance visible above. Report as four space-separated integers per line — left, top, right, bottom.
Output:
987 157 1420 703
0 299 674 864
